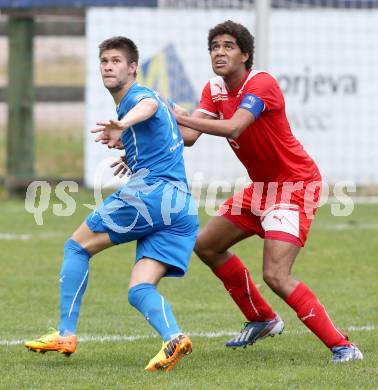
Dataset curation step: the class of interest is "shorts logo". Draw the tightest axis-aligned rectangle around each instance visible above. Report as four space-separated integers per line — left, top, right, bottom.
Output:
273 215 284 224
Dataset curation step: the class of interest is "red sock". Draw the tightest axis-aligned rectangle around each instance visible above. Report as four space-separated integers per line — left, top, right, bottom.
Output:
213 255 275 321
286 282 350 349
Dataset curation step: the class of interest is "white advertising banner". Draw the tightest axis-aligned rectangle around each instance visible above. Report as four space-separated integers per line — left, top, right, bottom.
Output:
85 8 378 188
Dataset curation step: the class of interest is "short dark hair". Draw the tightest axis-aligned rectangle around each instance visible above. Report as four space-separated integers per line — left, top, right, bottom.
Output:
208 20 254 69
99 36 139 66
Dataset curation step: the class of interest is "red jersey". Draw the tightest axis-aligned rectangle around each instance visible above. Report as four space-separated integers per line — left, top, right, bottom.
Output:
197 70 321 184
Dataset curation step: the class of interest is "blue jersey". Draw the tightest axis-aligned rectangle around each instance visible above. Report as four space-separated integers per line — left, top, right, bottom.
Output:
117 83 187 189
87 83 198 278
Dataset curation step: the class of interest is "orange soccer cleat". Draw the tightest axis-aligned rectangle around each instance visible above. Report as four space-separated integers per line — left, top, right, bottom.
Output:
24 328 77 357
145 334 192 372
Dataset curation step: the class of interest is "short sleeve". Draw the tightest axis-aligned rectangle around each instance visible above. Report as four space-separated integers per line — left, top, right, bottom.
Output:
167 98 175 109
129 90 156 108
243 73 284 111
118 88 156 118
196 82 218 118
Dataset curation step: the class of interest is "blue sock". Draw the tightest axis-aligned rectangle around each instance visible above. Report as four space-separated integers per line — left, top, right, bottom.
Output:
128 283 180 341
59 239 91 335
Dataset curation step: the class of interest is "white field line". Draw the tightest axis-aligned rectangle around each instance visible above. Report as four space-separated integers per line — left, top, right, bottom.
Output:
0 232 65 240
2 221 378 242
1 325 376 347
312 223 378 231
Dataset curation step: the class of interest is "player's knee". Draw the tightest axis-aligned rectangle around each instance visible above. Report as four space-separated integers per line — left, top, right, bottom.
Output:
63 239 90 258
63 239 72 254
195 241 229 270
128 286 140 308
194 241 216 263
61 239 91 279
128 283 154 308
263 269 286 293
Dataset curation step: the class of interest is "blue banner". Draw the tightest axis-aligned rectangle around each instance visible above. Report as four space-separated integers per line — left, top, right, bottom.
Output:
1 0 377 7
0 0 157 7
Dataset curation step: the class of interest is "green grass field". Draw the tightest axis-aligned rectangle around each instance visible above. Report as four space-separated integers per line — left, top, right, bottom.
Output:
0 127 83 179
0 191 377 389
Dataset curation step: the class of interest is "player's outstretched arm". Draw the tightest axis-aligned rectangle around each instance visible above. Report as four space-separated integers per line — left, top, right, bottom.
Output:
91 98 158 148
179 124 202 147
118 98 158 129
176 107 255 140
172 106 211 147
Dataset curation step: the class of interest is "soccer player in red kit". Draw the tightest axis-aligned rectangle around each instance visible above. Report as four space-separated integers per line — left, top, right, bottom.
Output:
175 20 363 363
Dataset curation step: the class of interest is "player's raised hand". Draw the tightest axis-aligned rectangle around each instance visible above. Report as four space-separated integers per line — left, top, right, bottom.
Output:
174 113 187 126
91 119 127 148
113 140 125 150
95 119 126 131
93 132 124 149
110 155 129 177
172 103 189 117
171 103 189 125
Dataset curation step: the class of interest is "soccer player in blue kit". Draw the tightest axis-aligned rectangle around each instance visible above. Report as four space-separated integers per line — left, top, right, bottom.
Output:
25 36 198 372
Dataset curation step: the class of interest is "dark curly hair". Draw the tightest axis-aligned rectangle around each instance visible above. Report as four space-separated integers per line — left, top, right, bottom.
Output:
208 20 254 70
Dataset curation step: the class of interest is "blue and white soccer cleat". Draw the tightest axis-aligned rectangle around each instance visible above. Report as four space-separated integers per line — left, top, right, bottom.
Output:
331 344 363 363
225 314 284 348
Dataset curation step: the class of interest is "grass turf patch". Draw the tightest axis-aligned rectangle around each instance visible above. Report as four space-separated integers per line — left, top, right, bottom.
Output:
0 193 377 389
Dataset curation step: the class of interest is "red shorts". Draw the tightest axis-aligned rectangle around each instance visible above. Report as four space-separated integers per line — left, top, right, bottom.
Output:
218 181 322 247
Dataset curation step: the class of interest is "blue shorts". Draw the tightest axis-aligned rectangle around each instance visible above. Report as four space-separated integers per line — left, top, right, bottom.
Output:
86 181 198 277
